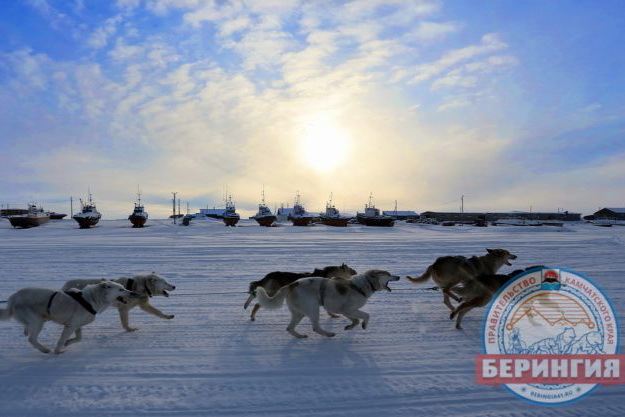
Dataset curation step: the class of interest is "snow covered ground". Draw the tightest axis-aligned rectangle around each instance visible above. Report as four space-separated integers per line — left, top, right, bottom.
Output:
0 219 624 417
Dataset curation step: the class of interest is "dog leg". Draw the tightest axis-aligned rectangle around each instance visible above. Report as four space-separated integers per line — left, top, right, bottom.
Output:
26 320 50 354
345 309 370 330
286 312 307 338
139 302 174 320
327 311 341 318
442 289 458 311
344 318 359 330
450 298 484 329
250 304 261 321
65 328 82 346
310 308 335 337
119 307 138 332
54 325 77 354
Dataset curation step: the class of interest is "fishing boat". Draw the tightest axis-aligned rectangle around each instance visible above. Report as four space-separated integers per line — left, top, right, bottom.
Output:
288 192 313 226
8 203 50 228
73 192 101 229
319 194 350 227
251 189 276 227
128 191 148 228
222 195 240 227
47 212 67 219
356 194 394 227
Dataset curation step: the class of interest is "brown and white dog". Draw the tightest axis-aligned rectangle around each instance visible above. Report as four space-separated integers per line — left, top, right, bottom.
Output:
244 263 357 321
62 273 175 332
254 270 400 339
406 249 517 311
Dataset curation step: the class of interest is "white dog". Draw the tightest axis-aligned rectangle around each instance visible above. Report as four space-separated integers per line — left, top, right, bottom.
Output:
0 281 137 354
255 270 400 338
62 273 176 332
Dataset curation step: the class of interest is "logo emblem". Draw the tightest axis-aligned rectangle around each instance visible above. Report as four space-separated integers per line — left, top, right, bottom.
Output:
477 267 623 404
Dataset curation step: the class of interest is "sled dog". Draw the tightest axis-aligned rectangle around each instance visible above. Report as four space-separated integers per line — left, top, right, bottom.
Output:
0 282 137 354
62 272 175 331
244 263 357 321
449 265 544 329
254 270 400 338
406 249 517 311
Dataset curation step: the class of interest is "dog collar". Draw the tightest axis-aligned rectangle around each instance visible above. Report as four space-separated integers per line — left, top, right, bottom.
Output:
364 276 377 293
348 282 368 298
64 290 97 315
125 278 134 291
46 291 59 316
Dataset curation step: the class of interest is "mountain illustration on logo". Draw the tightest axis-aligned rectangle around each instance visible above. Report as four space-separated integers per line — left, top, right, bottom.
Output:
505 292 595 330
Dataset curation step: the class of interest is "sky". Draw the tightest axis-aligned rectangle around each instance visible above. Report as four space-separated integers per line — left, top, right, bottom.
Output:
1 0 624 219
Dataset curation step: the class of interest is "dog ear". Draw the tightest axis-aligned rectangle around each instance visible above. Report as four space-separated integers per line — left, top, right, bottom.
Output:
486 248 494 254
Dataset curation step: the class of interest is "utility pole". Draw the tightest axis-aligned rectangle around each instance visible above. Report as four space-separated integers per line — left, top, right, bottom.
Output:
461 194 464 225
172 192 177 224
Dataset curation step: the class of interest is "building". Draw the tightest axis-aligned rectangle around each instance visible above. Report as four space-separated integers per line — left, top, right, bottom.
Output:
420 211 581 223
591 208 625 220
382 210 420 220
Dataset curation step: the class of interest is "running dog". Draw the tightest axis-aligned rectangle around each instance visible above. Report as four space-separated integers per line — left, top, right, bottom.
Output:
0 281 138 354
62 272 176 332
254 270 400 338
406 248 517 311
244 263 357 321
449 265 544 329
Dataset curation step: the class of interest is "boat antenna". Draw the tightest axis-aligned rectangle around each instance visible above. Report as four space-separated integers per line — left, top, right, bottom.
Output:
261 185 266 205
137 185 142 205
368 192 373 208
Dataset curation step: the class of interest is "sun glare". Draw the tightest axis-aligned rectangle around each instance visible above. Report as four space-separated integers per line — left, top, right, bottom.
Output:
298 119 351 173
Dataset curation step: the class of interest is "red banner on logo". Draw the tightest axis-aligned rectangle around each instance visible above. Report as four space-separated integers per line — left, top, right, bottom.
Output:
476 354 625 385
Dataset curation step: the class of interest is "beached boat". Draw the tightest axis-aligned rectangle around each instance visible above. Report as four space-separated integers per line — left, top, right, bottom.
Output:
128 191 148 228
8 204 50 228
73 192 101 228
47 212 67 219
356 194 394 227
222 195 240 227
319 195 350 227
288 193 313 226
251 189 276 227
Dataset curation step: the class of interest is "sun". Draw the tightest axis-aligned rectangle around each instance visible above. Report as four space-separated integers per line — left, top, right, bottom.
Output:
298 118 351 173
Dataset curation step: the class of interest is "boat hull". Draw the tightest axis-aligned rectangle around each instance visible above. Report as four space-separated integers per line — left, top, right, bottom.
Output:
290 216 313 226
223 215 240 227
73 216 100 229
356 214 394 227
9 215 50 228
129 214 148 228
254 215 277 227
320 216 349 227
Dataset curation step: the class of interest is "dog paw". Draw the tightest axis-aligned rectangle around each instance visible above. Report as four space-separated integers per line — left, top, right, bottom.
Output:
455 324 463 330
125 327 139 332
165 315 174 320
250 317 255 322
449 312 456 320
296 334 308 339
362 322 368 330
53 349 64 355
40 348 51 354
326 332 336 337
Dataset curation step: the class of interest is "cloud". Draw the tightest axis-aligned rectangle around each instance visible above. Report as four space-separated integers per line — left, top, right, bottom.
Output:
87 15 124 49
404 33 508 84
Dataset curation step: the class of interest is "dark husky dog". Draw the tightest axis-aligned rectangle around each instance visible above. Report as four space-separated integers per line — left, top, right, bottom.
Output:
449 265 544 329
244 263 357 321
406 248 517 311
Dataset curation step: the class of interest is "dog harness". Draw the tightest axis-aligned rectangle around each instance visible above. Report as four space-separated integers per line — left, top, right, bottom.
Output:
46 292 59 316
126 278 152 297
45 290 97 316
319 280 370 306
64 290 98 315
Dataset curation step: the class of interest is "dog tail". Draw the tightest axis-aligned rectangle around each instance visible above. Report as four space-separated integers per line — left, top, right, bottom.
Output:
0 299 12 321
406 265 433 284
254 285 289 310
